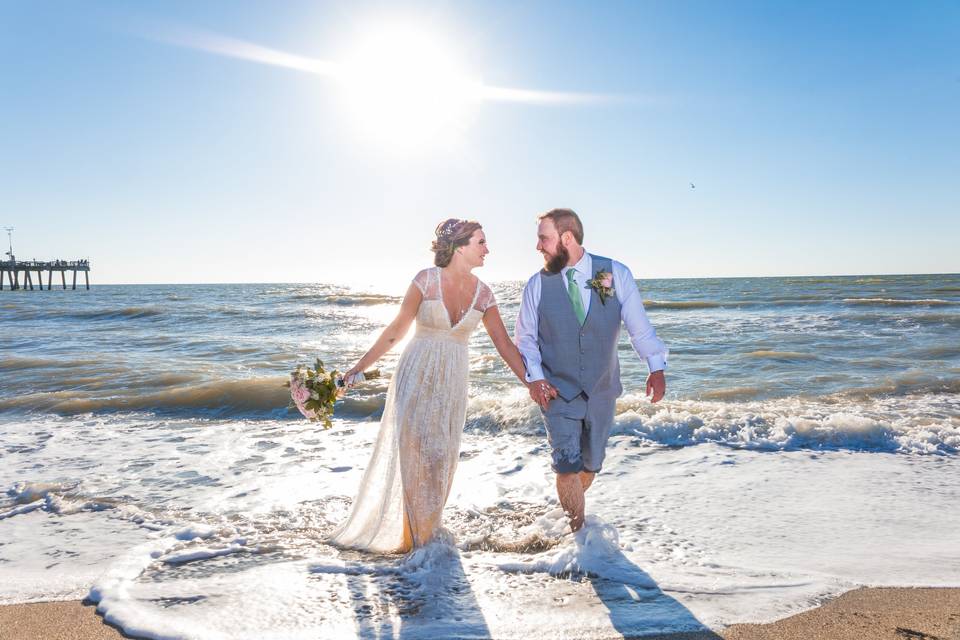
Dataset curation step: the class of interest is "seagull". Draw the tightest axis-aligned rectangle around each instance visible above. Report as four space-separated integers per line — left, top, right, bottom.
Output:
690 182 696 189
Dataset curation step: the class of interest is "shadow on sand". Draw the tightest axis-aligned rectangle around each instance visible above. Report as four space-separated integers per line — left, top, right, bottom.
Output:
331 525 720 640
586 547 722 639
341 543 492 640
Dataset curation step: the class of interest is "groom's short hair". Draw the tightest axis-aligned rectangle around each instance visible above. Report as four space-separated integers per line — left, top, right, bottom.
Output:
539 208 584 244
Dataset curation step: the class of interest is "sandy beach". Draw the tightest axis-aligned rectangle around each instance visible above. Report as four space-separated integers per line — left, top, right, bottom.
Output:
724 588 960 640
2 588 958 640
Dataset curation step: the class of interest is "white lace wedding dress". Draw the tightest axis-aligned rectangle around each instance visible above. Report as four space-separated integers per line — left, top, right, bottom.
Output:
330 267 497 553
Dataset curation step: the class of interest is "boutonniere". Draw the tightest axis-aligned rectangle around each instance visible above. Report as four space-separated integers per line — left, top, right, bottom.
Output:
586 271 615 305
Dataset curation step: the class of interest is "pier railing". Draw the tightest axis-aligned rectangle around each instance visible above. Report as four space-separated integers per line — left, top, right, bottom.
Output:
1 260 91 290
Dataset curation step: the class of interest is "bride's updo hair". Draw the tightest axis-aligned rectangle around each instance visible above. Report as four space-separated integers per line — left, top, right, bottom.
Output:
431 218 482 267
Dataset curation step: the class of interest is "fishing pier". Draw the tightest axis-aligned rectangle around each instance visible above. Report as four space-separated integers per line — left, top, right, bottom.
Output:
1 260 91 290
0 227 91 291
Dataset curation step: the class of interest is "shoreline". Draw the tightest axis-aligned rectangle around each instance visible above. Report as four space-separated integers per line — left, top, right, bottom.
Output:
1 588 957 640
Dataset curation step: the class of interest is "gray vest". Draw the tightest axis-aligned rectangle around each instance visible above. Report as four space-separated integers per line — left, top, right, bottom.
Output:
538 254 623 401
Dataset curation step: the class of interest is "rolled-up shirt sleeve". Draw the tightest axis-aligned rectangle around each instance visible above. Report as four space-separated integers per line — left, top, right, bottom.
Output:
514 273 545 382
614 261 668 372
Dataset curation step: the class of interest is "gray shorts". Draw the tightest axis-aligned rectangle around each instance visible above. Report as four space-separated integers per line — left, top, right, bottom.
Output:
541 392 617 474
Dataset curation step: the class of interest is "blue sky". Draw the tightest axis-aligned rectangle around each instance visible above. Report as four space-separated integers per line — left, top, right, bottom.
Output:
2 1 957 286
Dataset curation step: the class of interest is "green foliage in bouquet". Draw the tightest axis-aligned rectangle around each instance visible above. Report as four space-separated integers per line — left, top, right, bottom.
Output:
286 358 382 429
286 358 341 429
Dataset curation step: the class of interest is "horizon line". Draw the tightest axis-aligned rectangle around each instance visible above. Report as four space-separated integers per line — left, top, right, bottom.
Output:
62 271 960 287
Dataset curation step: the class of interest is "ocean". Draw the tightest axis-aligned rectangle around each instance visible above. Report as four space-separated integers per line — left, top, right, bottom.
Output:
1 273 958 639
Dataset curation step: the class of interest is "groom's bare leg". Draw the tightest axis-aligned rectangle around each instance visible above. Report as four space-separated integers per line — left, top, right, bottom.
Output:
579 470 596 492
556 472 586 532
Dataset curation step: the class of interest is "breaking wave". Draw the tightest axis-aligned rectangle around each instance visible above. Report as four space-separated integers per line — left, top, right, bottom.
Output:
463 389 960 455
842 298 956 307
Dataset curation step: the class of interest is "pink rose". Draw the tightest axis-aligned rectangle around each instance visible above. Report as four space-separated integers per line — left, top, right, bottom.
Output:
297 387 311 405
289 379 310 406
600 273 613 288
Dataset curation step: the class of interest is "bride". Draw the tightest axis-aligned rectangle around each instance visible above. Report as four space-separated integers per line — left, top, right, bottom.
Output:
331 218 543 553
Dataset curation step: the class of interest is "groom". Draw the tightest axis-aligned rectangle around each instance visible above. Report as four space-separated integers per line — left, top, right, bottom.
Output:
515 208 668 533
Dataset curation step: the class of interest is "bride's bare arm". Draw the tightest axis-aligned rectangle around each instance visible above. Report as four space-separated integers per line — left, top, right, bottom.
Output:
482 306 532 386
483 306 557 410
344 283 422 378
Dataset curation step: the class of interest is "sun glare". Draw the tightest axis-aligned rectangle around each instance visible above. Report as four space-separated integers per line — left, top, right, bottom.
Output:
335 23 481 152
145 18 619 156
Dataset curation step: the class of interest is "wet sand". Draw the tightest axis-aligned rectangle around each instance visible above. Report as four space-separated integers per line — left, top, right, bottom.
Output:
0 599 129 640
1 588 958 640
722 587 960 640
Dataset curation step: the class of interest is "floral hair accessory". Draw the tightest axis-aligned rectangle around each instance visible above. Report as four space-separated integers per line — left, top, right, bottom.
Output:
437 219 464 240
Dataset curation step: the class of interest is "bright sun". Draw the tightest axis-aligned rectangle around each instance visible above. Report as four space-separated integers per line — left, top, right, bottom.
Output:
335 23 481 152
152 19 609 156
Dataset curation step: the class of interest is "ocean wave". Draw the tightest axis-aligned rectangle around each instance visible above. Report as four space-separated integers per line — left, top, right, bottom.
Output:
5 306 167 321
462 388 959 455
642 298 930 310
4 305 167 322
910 345 960 360
3 372 957 455
783 278 838 285
289 293 401 306
839 374 960 398
845 312 960 327
0 356 103 371
842 298 956 307
743 351 818 361
71 306 165 320
608 393 960 455
699 386 766 401
0 376 388 420
0 378 292 418
644 300 724 310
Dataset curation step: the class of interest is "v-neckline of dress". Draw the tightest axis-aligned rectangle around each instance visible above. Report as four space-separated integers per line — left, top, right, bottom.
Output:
437 266 480 330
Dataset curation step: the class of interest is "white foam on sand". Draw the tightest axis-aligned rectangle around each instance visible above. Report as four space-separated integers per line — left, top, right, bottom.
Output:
84 432 960 638
2 410 959 637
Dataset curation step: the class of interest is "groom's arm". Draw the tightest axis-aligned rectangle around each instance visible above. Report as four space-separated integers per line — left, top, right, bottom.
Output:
614 261 668 372
514 274 545 383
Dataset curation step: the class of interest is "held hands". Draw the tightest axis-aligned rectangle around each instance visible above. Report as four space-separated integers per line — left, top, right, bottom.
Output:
646 370 666 403
527 379 558 410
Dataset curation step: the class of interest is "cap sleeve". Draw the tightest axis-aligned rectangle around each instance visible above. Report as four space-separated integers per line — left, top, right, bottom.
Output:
474 282 497 313
412 268 440 300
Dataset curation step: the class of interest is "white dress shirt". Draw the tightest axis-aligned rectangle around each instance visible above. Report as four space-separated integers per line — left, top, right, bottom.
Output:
514 250 668 382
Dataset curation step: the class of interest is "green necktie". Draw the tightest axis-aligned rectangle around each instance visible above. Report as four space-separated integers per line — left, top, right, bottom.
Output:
566 269 586 325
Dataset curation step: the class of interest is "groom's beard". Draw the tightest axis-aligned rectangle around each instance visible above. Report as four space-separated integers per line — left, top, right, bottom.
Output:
544 245 569 274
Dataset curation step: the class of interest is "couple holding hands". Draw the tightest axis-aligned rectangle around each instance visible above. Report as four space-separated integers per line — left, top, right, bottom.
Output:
332 208 667 553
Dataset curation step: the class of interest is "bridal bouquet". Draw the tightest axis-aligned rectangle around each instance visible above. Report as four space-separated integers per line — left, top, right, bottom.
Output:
287 358 380 428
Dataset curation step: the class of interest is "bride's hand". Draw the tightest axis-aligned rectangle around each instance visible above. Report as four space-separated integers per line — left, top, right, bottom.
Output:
337 366 360 397
527 379 557 410
341 366 366 388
